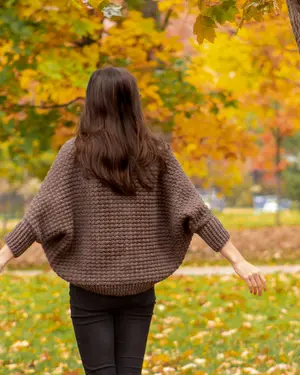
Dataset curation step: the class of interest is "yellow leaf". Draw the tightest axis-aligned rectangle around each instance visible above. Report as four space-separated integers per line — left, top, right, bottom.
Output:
193 14 217 44
89 0 104 8
70 0 82 10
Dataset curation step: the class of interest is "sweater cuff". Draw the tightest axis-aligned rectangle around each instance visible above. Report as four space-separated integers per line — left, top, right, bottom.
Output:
4 218 36 258
196 215 230 252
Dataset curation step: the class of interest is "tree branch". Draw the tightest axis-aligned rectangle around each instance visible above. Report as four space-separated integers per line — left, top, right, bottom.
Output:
142 0 160 29
10 97 85 109
161 8 172 30
274 75 300 87
73 36 96 47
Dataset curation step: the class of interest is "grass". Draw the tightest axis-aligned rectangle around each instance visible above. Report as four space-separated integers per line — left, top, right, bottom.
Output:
0 273 299 375
215 208 300 229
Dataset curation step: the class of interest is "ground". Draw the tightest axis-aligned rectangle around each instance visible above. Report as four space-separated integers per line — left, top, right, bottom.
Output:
0 272 299 375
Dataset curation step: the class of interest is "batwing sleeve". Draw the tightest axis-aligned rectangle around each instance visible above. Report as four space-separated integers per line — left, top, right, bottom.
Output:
162 144 230 252
4 138 74 258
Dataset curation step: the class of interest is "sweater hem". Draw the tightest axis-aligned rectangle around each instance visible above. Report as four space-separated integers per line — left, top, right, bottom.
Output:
72 281 157 296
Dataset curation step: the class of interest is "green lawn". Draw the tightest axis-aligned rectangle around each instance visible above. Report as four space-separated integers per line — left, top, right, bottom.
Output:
0 273 299 375
215 208 300 229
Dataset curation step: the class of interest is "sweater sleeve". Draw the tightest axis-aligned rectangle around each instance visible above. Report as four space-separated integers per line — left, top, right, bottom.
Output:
5 138 74 258
162 144 230 252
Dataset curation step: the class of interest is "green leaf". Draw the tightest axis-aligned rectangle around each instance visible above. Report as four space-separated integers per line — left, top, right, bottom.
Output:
205 0 239 23
71 19 94 36
193 14 217 44
126 0 145 10
97 0 110 10
0 66 14 85
38 60 63 80
242 0 266 21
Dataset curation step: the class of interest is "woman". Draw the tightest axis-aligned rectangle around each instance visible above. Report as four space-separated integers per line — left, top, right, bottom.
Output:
0 67 266 375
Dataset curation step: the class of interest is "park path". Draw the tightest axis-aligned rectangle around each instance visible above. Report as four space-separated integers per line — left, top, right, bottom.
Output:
3 264 300 277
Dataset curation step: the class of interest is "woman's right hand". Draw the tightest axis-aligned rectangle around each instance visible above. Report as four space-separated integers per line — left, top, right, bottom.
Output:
231 259 267 296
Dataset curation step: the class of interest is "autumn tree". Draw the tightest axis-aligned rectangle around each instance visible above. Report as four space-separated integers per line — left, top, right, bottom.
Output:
184 1 299 222
0 0 257 198
241 8 300 224
83 0 300 50
0 0 187 182
1 0 298 203
171 94 258 196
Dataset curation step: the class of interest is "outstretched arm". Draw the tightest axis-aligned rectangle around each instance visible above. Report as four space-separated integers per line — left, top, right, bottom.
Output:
220 240 267 296
0 138 74 267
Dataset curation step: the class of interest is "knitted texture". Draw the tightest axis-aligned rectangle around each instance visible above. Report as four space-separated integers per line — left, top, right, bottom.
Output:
5 137 230 296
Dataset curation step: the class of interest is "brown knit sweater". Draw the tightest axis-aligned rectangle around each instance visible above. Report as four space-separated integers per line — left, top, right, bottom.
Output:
5 137 230 296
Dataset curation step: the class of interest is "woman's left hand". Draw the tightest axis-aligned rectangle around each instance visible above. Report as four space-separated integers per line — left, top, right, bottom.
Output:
232 259 267 296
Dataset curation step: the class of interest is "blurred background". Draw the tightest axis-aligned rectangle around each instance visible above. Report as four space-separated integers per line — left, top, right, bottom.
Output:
1 2 299 375
1 0 300 268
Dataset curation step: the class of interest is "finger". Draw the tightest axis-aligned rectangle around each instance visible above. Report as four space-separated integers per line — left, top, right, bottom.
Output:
245 275 254 294
249 274 259 295
253 273 263 296
259 273 267 292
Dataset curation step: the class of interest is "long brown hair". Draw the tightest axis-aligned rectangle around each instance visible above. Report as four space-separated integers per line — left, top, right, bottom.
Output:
74 67 167 196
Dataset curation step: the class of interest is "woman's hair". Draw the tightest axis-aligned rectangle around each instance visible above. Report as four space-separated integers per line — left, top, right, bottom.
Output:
74 67 167 196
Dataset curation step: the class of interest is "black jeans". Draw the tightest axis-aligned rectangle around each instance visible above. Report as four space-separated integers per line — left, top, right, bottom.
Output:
69 283 156 375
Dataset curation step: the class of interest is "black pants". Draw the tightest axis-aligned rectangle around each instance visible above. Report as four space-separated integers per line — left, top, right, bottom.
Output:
69 283 156 375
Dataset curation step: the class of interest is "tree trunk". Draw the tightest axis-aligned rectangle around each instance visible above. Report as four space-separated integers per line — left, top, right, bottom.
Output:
286 0 300 51
275 129 281 226
141 0 160 28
